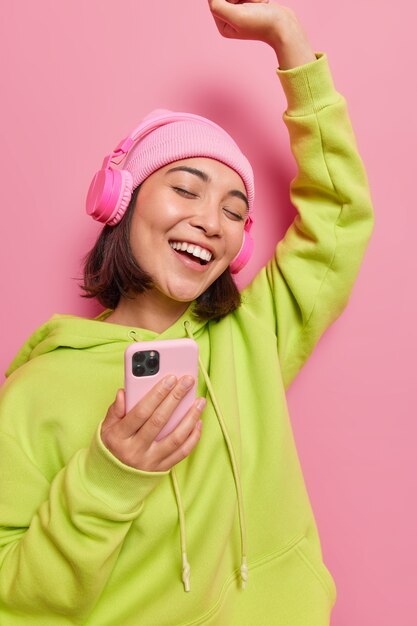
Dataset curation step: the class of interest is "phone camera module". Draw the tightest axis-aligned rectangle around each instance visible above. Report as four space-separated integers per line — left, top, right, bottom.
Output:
133 364 146 377
132 350 160 377
147 353 158 370
133 351 146 364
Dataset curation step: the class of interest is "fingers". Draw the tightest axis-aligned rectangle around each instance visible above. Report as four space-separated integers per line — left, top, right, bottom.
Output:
100 376 206 472
157 416 204 471
101 389 126 431
209 0 237 22
227 0 270 3
152 396 206 456
208 0 256 39
116 375 178 438
208 0 276 41
137 375 196 446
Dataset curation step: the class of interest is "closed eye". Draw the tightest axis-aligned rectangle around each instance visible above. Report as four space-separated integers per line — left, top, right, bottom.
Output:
172 187 197 197
173 187 244 221
223 208 244 221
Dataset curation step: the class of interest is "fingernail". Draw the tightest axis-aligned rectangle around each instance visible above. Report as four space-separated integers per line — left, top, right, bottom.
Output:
196 398 206 411
180 376 194 390
164 375 177 389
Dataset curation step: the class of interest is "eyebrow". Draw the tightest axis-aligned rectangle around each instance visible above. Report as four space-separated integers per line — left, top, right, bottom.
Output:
165 166 249 209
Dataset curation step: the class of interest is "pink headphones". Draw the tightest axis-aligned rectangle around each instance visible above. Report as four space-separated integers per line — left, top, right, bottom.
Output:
86 110 254 274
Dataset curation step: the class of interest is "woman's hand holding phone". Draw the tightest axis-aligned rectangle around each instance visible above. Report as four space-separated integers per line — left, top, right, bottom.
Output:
100 376 205 472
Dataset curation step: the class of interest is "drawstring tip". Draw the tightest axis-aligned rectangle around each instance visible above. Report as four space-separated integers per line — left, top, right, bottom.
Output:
182 552 191 592
240 556 248 589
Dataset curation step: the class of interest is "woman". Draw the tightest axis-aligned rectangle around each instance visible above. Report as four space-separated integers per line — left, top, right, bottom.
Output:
0 1 374 624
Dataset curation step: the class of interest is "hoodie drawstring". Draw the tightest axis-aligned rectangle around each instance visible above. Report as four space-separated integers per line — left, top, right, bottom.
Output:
170 467 191 592
182 320 249 590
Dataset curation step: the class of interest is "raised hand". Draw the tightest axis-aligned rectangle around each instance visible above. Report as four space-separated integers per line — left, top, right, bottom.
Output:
207 0 316 69
101 376 205 472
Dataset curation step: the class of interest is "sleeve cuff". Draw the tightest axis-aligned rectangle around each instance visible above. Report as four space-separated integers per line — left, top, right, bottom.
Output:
276 52 340 116
80 423 170 514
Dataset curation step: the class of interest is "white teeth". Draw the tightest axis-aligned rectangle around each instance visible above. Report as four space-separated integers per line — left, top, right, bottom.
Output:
169 241 213 262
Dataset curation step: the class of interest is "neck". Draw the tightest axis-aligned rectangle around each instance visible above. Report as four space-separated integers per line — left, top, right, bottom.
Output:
104 290 191 334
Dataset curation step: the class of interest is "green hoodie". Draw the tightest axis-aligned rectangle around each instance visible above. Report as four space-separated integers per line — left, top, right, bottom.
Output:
0 53 374 626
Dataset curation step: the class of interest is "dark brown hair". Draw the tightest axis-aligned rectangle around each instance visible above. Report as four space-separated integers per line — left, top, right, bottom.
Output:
81 185 241 322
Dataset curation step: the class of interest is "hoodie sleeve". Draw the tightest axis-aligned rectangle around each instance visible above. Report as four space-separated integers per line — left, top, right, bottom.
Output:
241 52 375 390
0 385 169 624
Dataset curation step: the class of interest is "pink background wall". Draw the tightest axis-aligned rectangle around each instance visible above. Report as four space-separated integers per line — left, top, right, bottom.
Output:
0 1 415 623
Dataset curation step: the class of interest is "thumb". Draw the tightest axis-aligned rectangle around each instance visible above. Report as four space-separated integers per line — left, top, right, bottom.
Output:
209 0 241 39
208 0 269 39
209 0 240 21
102 389 126 430
209 0 269 18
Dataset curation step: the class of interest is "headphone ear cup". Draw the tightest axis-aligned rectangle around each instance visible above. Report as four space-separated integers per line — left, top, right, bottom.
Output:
229 230 254 274
107 170 134 225
86 169 133 225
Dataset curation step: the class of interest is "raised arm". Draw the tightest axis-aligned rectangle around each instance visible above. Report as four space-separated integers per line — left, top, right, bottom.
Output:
209 1 375 389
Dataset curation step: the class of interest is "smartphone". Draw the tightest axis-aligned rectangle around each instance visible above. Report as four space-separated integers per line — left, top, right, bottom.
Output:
124 339 199 441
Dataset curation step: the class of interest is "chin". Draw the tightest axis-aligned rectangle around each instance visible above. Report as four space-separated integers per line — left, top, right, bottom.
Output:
164 275 218 303
166 288 205 303
153 281 200 304
158 262 228 303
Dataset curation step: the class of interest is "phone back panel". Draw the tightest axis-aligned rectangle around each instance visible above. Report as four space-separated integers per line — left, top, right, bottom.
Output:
124 339 199 440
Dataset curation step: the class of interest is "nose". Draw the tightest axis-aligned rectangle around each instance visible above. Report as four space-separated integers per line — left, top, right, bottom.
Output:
188 201 222 237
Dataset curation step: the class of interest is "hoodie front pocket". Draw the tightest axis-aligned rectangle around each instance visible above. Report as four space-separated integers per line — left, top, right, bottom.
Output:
184 533 336 626
294 536 337 607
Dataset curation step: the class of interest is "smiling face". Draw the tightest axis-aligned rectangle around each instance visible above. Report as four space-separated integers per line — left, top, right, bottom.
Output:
129 157 249 307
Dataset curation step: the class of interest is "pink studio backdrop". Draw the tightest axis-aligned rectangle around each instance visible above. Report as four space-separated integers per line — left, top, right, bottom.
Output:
0 1 415 624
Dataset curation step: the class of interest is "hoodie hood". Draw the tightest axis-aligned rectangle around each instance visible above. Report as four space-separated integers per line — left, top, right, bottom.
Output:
6 306 207 379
